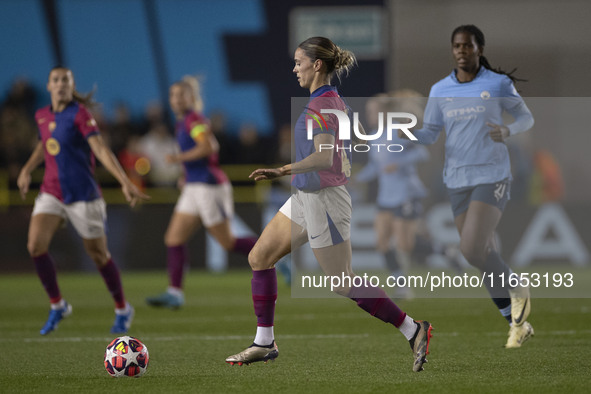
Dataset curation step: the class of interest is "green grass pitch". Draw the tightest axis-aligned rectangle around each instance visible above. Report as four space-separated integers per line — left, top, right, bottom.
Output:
1 271 590 393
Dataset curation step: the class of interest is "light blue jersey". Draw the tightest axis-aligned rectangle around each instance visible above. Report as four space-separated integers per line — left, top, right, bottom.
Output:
415 67 534 188
356 134 428 208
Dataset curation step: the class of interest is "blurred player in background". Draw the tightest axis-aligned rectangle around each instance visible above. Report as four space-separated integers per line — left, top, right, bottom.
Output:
17 66 150 335
401 25 535 348
225 37 433 372
355 91 429 298
146 76 257 309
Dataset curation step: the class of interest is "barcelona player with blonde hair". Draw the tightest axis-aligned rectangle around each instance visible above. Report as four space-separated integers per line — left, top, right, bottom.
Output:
146 76 257 309
225 37 433 372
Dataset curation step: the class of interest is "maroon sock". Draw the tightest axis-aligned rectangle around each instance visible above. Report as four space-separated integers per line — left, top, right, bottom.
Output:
33 253 61 303
252 268 277 327
233 237 257 256
167 245 187 289
99 259 126 309
348 285 406 328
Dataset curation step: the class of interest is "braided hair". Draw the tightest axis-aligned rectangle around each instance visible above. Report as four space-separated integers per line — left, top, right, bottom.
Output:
451 25 526 84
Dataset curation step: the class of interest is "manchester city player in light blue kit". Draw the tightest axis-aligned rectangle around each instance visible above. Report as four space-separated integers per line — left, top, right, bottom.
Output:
402 25 534 348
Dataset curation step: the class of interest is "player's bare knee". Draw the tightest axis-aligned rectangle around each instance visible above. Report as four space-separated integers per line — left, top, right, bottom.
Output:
90 253 110 267
27 241 48 257
460 242 486 268
397 240 413 254
248 248 273 271
376 239 390 253
247 250 261 270
164 233 176 247
84 246 109 266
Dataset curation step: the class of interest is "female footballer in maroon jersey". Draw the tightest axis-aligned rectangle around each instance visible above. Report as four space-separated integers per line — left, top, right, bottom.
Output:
146 76 257 309
225 37 433 372
17 66 149 335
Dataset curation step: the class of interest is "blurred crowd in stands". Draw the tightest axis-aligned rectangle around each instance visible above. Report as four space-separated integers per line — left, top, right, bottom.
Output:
0 78 289 190
0 78 563 204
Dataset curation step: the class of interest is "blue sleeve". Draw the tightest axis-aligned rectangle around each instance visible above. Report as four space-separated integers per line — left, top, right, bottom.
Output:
500 77 520 99
506 101 534 136
355 160 379 183
499 77 534 136
395 143 430 166
413 87 444 145
499 77 523 110
412 122 443 145
423 86 444 125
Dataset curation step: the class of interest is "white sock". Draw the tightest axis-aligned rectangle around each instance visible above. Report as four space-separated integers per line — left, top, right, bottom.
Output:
500 304 512 322
167 286 184 298
50 299 66 310
399 315 418 341
254 326 274 346
115 303 131 315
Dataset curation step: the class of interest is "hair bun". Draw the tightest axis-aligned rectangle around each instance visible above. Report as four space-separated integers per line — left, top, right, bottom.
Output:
333 46 357 79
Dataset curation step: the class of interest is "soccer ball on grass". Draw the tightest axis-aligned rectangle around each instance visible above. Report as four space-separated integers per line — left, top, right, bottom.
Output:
104 336 149 377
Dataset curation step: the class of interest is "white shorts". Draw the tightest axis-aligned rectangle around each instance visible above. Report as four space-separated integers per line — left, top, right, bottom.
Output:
32 193 107 239
174 182 234 227
279 185 351 249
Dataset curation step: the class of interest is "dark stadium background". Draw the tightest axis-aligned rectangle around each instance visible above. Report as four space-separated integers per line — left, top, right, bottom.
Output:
1 0 589 273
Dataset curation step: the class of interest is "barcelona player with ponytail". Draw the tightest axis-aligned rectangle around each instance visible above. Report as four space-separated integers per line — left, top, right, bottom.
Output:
17 66 149 335
225 37 433 372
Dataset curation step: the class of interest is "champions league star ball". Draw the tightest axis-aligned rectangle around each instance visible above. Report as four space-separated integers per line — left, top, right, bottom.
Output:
104 336 149 377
